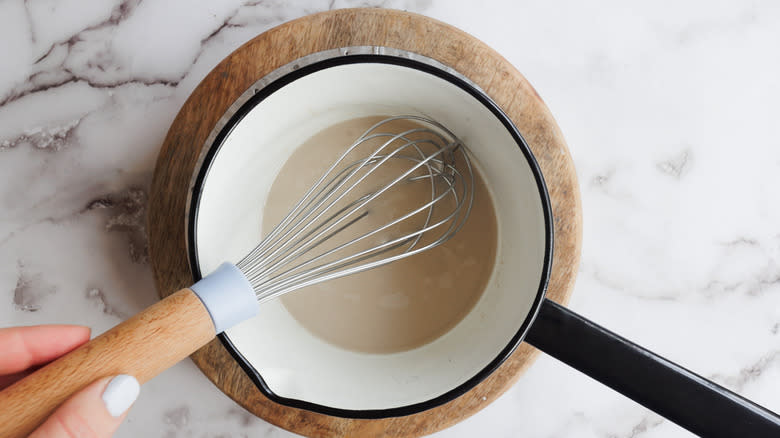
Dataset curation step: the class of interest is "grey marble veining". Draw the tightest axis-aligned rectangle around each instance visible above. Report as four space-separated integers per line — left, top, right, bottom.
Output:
1 1 778 437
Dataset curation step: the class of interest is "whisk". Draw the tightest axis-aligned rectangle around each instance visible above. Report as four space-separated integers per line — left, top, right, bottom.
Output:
0 116 474 437
242 115 473 302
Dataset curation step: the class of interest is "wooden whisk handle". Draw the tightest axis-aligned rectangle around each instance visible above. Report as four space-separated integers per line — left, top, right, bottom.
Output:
0 288 216 438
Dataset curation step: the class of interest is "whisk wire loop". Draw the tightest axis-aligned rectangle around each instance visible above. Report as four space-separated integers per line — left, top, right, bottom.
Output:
244 139 458 283
235 116 474 302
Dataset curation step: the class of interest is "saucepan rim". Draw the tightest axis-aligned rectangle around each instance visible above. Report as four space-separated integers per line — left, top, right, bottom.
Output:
185 46 554 418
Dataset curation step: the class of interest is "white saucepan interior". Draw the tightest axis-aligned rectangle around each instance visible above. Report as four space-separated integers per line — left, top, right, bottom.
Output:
194 61 547 410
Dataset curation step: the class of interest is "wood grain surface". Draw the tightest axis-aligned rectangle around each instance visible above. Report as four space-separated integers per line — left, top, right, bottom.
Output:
148 8 582 438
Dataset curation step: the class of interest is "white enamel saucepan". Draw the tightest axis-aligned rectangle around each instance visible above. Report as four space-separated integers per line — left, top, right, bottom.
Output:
1 48 778 438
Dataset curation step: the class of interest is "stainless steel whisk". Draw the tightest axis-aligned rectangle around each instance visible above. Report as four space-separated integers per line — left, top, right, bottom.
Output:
238 115 474 303
0 115 475 438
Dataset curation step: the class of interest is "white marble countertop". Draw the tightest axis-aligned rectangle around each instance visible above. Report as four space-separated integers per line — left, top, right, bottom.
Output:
2 1 778 437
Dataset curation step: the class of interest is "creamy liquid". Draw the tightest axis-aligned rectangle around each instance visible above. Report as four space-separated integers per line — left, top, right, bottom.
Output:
263 117 498 353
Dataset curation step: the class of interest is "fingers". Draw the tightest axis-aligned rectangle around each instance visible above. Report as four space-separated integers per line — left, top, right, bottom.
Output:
30 375 140 438
0 325 91 375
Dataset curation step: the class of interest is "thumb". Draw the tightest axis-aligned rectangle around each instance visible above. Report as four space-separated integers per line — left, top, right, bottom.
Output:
30 375 140 438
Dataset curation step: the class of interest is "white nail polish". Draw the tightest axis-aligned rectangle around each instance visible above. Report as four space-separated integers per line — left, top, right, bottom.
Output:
102 375 140 417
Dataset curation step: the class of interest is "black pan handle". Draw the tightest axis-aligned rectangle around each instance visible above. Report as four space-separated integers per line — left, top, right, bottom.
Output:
525 298 780 437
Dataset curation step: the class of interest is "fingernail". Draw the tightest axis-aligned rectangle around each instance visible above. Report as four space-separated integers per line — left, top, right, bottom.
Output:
102 375 140 417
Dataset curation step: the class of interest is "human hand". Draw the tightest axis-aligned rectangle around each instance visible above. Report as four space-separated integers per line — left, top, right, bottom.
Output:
0 325 140 437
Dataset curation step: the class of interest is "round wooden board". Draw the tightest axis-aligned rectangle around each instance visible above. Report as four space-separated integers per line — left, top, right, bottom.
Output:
149 8 582 438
